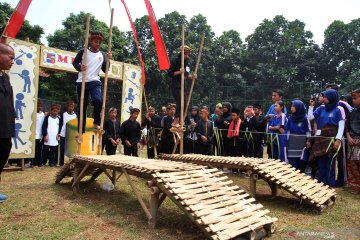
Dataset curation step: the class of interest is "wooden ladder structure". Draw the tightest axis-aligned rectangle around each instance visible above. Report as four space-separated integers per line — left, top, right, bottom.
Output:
158 154 336 213
55 155 277 240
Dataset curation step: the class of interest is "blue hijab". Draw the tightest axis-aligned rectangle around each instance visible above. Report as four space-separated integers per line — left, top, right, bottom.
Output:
290 99 307 122
322 89 339 111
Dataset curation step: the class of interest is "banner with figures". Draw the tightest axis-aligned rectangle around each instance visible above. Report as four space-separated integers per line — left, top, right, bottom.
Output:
121 63 143 123
6 38 40 158
40 46 124 81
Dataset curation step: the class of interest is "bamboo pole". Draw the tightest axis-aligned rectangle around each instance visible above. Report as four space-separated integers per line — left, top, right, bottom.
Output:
77 14 90 154
98 8 115 155
143 87 149 111
180 25 185 155
184 33 205 118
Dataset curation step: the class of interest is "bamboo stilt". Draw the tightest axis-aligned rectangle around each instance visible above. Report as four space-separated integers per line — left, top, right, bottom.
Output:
98 8 115 155
184 34 205 118
180 25 185 155
77 14 91 154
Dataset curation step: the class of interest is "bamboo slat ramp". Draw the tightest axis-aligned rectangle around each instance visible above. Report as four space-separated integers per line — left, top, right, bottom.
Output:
55 155 277 240
158 154 336 213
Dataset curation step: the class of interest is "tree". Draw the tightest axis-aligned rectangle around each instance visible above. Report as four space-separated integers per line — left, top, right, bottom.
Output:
0 3 44 44
323 19 360 94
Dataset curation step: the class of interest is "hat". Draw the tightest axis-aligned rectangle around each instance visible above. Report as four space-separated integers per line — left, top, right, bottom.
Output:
182 45 192 52
215 103 222 109
130 108 140 114
108 107 117 113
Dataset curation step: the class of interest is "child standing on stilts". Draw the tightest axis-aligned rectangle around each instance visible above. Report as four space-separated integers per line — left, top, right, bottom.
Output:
72 31 112 134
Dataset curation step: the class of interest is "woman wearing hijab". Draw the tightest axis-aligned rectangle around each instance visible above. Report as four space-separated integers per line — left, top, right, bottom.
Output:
310 89 345 187
287 100 311 171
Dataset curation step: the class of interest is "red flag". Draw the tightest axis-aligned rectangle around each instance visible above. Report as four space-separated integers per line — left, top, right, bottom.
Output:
1 0 33 43
121 0 146 84
143 0 170 70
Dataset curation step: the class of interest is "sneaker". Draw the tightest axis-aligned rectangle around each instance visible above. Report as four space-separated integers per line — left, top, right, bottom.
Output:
0 193 8 203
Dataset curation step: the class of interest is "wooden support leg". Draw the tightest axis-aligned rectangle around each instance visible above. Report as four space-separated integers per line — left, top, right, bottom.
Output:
249 173 257 197
20 159 25 171
149 186 160 228
72 163 91 188
269 182 278 198
122 168 152 222
72 167 81 193
158 193 167 208
111 170 117 187
90 168 104 181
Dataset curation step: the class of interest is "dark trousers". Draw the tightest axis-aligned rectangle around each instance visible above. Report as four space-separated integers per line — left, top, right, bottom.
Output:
124 144 138 157
160 141 176 154
41 145 58 166
76 81 102 133
0 138 12 174
106 141 117 155
185 139 197 154
147 146 159 159
228 145 242 157
197 142 213 155
59 137 66 166
253 141 263 158
172 87 188 118
318 156 336 187
32 139 43 166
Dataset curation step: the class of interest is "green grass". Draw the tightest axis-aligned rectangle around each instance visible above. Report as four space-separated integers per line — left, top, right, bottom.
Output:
0 163 359 240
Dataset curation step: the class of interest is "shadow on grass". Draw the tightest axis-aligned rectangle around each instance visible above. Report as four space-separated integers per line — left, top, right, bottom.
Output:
52 177 204 240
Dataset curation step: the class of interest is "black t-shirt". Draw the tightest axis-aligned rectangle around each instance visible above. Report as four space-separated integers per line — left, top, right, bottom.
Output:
0 73 16 138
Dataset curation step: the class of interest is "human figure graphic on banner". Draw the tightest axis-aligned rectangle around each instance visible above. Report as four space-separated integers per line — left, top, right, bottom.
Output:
14 49 33 66
13 123 26 149
11 69 31 93
15 93 26 120
126 106 133 114
124 88 138 104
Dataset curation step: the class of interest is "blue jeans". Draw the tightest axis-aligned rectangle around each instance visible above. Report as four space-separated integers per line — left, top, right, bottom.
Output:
318 156 336 187
76 81 102 132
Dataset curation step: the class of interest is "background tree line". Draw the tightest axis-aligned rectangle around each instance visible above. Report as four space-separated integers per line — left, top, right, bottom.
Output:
1 2 359 114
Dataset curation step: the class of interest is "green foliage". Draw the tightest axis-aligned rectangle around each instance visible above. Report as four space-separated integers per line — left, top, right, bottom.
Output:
0 3 44 43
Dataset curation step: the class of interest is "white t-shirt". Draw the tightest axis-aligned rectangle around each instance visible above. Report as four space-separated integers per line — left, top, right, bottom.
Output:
44 116 60 146
36 111 45 140
76 50 104 83
60 112 77 137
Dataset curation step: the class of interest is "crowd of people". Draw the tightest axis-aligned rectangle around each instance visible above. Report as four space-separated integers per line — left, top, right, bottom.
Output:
139 86 360 194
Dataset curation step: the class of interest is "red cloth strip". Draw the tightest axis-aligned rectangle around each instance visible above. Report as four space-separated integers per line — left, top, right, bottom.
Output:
121 0 146 84
1 0 33 43
143 0 170 70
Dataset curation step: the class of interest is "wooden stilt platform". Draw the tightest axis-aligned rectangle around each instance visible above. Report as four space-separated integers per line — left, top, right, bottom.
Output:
158 154 336 213
55 155 277 240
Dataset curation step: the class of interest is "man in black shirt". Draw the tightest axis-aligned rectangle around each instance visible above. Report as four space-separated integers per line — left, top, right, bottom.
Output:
168 45 196 126
120 108 141 157
0 43 16 203
142 106 162 158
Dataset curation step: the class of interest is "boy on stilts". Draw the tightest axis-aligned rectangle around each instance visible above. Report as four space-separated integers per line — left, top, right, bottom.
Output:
72 31 112 134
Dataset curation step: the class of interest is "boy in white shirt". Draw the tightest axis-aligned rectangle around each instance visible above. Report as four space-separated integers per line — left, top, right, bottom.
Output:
72 31 112 134
59 101 77 166
41 104 62 167
32 100 45 167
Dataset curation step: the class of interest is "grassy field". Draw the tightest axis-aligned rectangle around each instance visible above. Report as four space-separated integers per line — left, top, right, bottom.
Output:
0 163 359 240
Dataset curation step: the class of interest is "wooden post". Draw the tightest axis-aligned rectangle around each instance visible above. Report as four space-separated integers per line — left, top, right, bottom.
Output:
249 173 257 197
98 8 115 155
149 186 160 228
180 25 185 155
184 33 205 118
77 14 91 154
143 88 149 111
